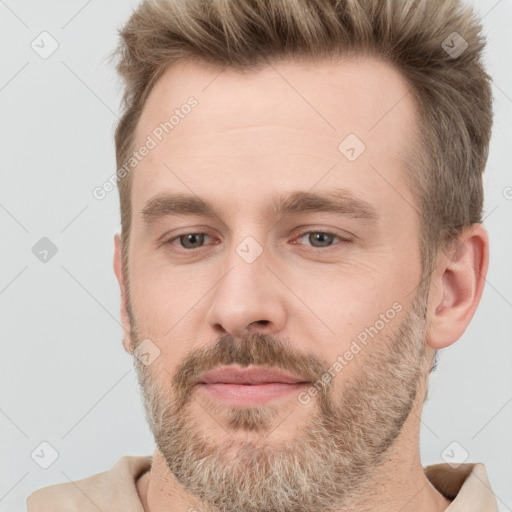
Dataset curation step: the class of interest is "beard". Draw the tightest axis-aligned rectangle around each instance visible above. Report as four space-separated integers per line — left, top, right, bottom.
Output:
129 284 429 512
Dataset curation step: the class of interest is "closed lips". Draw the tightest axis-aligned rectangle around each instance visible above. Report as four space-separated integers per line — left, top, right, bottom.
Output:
197 367 309 385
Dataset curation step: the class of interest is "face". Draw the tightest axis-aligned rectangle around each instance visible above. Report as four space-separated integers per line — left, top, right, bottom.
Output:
120 56 431 511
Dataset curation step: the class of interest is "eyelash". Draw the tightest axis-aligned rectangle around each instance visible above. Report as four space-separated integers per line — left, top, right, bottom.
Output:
164 230 350 252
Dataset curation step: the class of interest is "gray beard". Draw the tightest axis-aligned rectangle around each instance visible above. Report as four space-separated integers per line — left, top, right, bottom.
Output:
133 295 427 512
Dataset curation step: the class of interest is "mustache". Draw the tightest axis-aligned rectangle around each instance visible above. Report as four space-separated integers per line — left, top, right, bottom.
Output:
170 333 331 406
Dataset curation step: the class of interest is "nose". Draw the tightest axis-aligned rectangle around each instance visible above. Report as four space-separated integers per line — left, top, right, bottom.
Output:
205 243 287 340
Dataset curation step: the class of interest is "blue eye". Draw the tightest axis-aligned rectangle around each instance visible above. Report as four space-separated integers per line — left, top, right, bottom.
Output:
294 231 347 249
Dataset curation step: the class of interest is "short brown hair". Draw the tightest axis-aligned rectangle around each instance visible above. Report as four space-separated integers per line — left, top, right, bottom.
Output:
111 0 493 283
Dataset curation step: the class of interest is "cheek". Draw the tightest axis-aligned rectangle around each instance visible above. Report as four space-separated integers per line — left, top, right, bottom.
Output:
130 253 204 319
301 263 409 366
128 257 217 366
296 259 392 317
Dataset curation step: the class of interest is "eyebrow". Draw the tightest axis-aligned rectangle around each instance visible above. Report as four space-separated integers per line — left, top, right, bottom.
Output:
141 189 378 225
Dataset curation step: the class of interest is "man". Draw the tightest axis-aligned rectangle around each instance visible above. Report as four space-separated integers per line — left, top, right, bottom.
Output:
27 0 498 510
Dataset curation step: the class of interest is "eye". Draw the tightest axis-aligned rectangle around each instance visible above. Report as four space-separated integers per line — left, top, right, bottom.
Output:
166 232 214 250
164 229 350 253
293 231 349 249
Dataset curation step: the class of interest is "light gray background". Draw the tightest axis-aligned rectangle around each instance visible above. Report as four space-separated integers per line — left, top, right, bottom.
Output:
1 1 511 510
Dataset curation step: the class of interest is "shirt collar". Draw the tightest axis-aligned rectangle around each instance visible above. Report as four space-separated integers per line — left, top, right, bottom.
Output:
424 462 498 511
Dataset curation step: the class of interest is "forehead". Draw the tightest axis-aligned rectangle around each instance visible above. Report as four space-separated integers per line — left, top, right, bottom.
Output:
131 55 418 220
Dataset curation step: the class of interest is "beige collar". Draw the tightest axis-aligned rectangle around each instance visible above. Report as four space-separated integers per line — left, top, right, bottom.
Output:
27 456 498 511
425 462 498 511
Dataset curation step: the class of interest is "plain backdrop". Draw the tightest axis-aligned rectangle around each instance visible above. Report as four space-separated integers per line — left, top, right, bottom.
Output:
1 1 511 510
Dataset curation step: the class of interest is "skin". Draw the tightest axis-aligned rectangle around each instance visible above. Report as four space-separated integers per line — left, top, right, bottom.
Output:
113 56 489 511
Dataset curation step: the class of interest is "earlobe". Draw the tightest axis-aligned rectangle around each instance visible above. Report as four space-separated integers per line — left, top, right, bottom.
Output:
113 233 133 354
426 224 489 350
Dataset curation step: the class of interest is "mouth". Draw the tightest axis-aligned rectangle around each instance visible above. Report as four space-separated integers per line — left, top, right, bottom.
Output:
194 366 310 406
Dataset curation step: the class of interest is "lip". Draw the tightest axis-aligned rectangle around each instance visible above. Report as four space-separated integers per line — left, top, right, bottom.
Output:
195 366 310 406
197 366 308 385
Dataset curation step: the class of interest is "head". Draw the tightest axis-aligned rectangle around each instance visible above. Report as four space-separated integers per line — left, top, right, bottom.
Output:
111 1 491 511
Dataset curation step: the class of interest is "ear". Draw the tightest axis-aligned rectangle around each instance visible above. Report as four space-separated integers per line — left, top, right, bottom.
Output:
426 224 489 349
113 233 134 355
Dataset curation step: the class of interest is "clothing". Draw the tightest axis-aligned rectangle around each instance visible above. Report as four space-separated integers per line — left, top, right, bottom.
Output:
26 455 498 511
